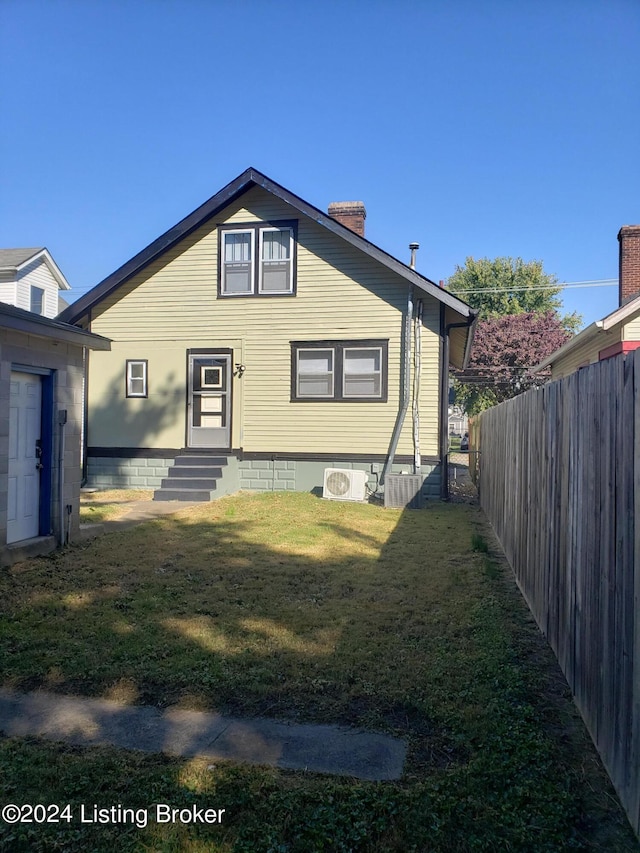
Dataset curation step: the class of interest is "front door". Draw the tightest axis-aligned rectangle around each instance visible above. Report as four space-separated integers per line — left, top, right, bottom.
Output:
187 352 232 448
8 371 42 543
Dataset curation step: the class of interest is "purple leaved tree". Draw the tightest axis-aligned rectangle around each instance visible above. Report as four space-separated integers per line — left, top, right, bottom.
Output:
454 312 571 415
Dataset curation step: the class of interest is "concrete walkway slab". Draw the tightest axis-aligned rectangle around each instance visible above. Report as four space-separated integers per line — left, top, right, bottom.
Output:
103 500 201 531
78 500 201 540
0 689 406 781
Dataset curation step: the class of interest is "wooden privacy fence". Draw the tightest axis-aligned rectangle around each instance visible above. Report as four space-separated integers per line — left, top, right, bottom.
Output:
472 350 640 838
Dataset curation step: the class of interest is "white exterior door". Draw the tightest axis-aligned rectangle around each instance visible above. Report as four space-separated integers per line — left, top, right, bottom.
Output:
7 372 42 543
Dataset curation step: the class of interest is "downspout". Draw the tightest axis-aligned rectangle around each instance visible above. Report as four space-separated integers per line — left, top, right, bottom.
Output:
58 409 68 545
381 283 414 488
440 316 475 500
81 346 88 485
412 298 423 474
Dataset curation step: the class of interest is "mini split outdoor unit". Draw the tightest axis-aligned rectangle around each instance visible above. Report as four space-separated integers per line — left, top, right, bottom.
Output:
322 468 367 502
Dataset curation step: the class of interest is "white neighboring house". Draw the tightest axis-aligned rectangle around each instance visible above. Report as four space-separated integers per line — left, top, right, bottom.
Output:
0 248 71 318
448 406 468 436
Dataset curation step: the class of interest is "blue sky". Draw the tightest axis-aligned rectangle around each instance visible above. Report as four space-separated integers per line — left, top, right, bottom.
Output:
1 0 638 328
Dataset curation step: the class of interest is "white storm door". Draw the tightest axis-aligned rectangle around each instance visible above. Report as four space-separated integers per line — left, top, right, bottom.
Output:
8 372 42 543
187 354 231 448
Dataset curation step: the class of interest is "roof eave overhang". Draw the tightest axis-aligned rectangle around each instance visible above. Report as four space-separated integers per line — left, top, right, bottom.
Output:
533 293 640 374
59 167 475 325
600 293 640 330
0 308 111 350
533 321 603 373
461 311 479 369
15 248 72 291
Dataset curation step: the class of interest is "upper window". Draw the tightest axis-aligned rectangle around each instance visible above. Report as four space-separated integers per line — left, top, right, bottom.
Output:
219 221 296 296
30 286 45 315
126 360 148 398
222 230 254 294
291 340 388 402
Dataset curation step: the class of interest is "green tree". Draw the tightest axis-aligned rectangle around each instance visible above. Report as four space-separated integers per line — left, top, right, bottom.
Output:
447 257 581 414
447 256 581 332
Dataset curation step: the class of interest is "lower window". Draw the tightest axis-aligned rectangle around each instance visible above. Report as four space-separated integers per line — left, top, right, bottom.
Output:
126 360 148 397
291 340 388 402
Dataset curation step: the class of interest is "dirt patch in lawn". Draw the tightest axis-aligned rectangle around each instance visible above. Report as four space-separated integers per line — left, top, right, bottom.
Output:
79 489 154 523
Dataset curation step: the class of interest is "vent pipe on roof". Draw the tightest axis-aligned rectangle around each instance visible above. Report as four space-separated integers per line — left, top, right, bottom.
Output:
409 242 419 270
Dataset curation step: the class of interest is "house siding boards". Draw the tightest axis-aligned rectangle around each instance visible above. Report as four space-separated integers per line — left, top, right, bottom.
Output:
0 252 67 319
623 315 640 340
16 257 61 318
550 331 613 379
88 187 441 459
0 275 17 306
550 319 640 379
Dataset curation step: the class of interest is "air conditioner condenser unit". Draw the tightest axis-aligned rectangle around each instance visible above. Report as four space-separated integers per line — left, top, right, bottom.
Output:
384 474 424 509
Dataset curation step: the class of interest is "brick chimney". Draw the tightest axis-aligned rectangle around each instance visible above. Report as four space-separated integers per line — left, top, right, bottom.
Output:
618 225 640 305
328 201 366 238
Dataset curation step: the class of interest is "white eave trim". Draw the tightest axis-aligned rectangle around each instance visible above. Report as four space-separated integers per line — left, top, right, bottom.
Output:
534 321 603 372
534 293 640 373
12 249 72 291
600 294 640 330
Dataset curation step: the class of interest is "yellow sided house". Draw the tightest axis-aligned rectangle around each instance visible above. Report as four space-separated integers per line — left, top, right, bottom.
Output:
59 169 477 504
536 225 640 379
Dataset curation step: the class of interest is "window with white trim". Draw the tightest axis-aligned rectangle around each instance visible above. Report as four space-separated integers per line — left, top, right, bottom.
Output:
126 360 148 398
219 221 296 296
291 341 388 402
222 230 254 294
260 227 293 292
343 347 383 398
296 348 334 398
30 286 45 315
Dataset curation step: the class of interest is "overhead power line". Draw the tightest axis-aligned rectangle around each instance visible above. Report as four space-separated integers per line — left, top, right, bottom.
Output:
450 278 617 295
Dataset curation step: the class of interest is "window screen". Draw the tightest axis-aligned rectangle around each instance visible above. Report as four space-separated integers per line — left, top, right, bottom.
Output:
296 349 334 397
30 286 45 315
343 348 382 397
223 232 253 293
260 228 292 292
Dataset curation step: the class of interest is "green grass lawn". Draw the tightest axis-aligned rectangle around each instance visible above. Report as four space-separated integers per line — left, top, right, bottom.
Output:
449 435 462 451
0 492 636 852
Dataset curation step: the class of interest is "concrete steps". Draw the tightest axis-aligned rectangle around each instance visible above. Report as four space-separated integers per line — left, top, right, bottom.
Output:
153 455 229 501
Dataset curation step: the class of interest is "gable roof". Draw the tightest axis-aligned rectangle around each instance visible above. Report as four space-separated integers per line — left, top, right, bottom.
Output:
59 168 477 326
534 291 640 372
0 247 72 291
0 300 110 350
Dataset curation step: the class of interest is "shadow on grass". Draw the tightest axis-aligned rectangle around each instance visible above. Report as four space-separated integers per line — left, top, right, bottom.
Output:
0 494 637 852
